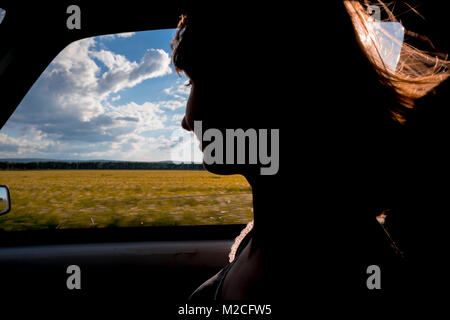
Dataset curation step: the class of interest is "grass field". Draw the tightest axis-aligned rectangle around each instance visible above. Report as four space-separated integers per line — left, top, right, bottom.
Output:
0 170 253 231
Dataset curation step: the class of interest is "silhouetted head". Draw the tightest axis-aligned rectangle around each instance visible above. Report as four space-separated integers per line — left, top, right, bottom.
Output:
170 1 449 204
171 6 287 180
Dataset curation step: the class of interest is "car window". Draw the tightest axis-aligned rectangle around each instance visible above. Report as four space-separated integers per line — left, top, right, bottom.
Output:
0 30 252 231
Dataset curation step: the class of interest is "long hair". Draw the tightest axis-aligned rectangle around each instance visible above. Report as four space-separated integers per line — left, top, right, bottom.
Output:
344 1 450 122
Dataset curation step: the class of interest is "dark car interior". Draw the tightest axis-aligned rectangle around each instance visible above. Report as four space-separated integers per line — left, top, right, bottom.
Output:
0 1 249 308
1 0 450 314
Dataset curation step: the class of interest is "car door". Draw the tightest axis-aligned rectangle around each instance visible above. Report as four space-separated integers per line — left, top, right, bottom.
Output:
0 2 251 309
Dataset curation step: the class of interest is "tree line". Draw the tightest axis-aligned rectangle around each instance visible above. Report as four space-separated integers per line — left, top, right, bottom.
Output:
0 161 204 170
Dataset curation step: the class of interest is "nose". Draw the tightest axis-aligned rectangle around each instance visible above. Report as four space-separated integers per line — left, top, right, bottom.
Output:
181 116 191 131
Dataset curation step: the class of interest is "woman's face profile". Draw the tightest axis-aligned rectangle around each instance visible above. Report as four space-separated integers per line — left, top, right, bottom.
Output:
181 78 197 134
181 79 219 173
181 77 207 157
180 77 253 177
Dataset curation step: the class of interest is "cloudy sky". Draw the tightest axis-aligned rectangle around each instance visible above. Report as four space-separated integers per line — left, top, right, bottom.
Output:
0 29 203 163
0 23 404 163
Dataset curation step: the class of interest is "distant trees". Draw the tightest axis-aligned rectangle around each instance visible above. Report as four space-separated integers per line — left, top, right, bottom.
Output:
0 161 204 171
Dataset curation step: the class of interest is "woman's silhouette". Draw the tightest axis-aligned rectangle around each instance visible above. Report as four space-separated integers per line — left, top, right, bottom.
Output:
171 1 449 302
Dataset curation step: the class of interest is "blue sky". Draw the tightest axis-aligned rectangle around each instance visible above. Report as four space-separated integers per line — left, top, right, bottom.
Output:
0 29 203 163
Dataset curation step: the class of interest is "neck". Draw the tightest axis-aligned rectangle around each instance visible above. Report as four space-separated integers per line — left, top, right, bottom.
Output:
245 175 283 257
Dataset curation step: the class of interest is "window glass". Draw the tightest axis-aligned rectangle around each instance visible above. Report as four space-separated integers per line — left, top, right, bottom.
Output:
0 30 252 231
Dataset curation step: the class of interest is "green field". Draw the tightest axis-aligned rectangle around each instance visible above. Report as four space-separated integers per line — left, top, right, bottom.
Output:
0 170 253 231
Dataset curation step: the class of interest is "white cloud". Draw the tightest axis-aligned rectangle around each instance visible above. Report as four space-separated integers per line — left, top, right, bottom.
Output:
99 32 136 40
164 83 190 100
0 133 56 156
167 129 203 163
171 113 184 122
107 101 167 133
8 37 172 140
117 32 136 38
93 48 172 97
91 49 133 70
0 35 177 160
157 100 185 111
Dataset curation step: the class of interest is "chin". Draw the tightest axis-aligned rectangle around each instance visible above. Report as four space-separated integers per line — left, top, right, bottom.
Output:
202 161 259 178
202 162 236 175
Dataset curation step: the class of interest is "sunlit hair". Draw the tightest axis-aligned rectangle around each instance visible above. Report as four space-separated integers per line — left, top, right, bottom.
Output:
171 14 193 77
344 0 450 122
